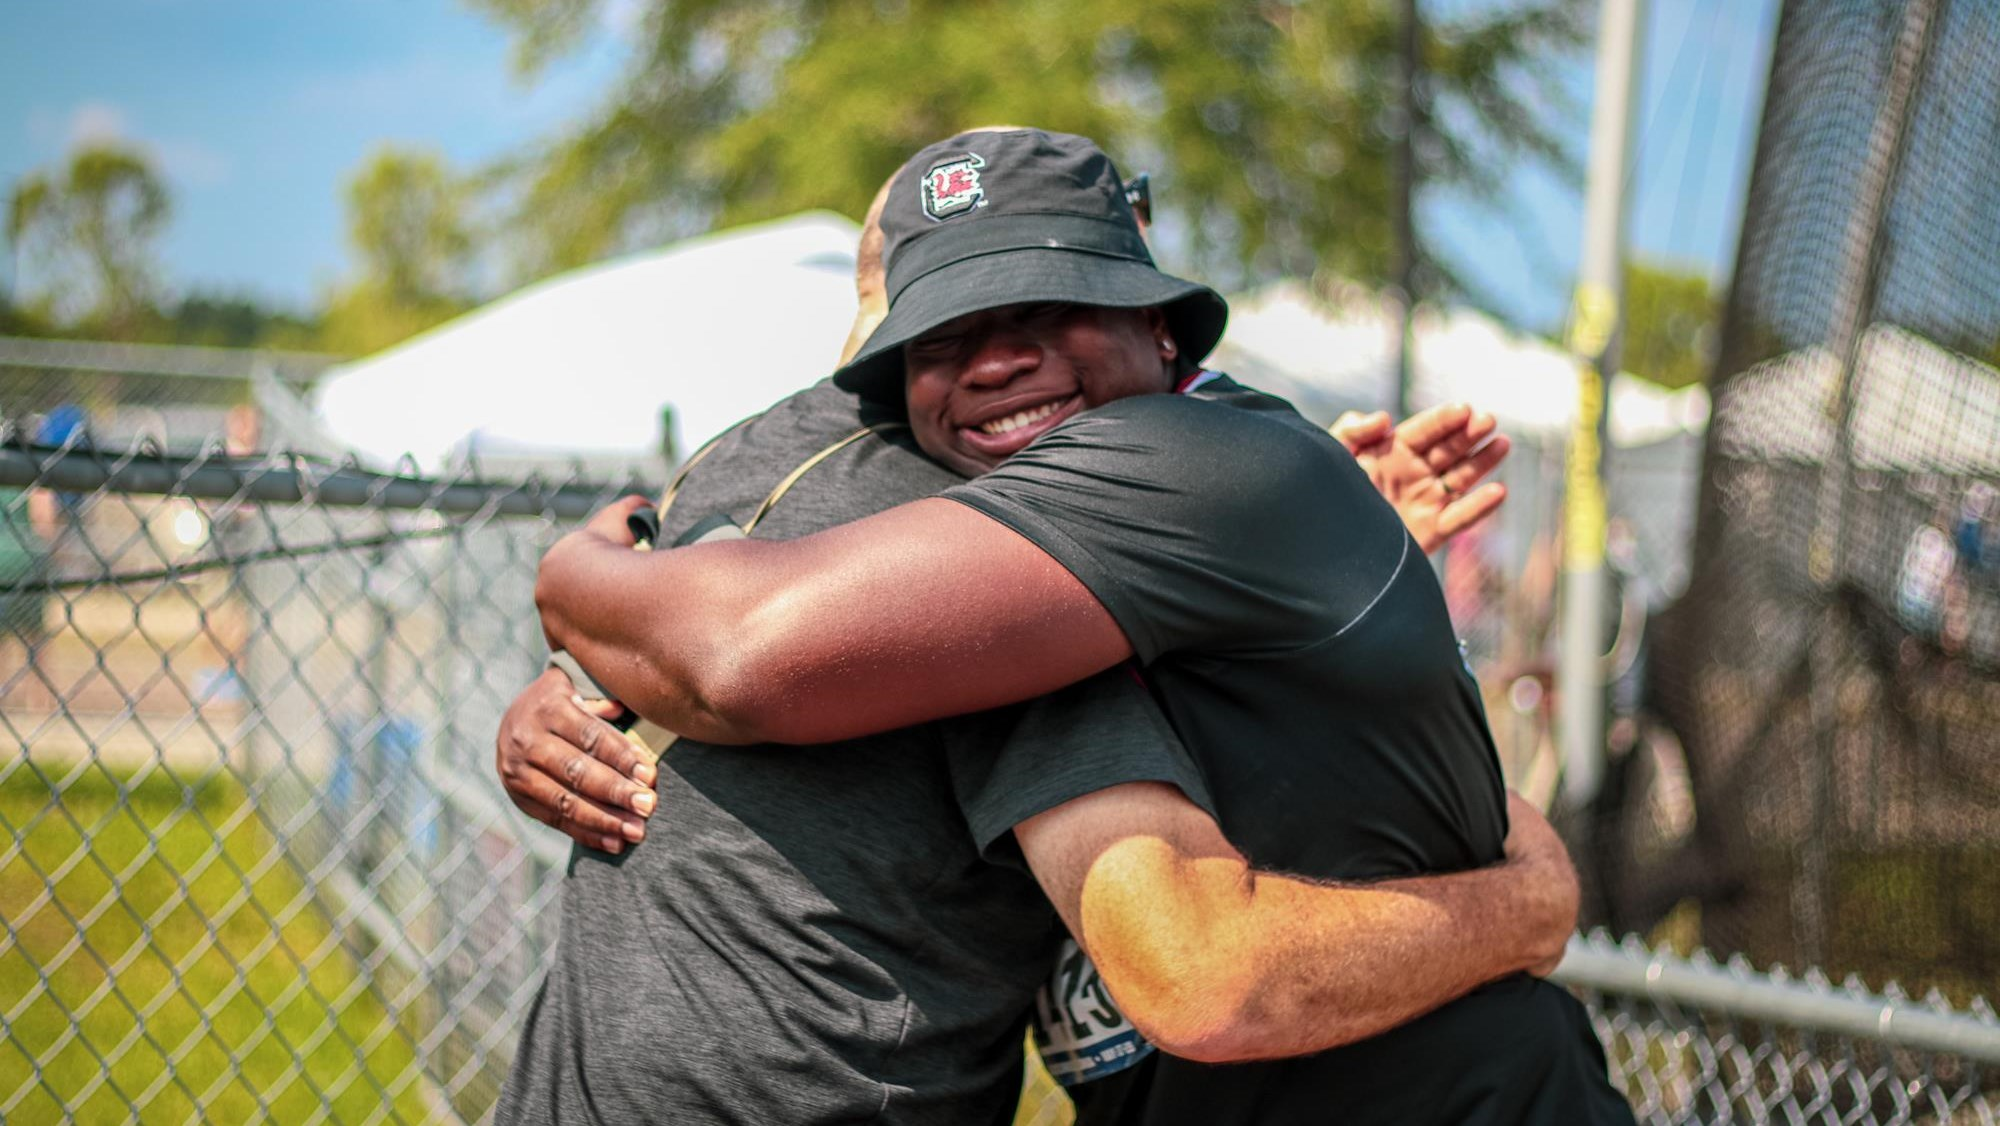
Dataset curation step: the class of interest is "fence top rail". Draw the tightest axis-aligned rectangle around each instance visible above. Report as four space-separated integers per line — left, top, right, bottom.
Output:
0 441 658 520
1553 930 2000 1063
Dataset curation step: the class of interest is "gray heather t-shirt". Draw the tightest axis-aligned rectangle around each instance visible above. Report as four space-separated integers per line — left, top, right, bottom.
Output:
495 379 1209 1126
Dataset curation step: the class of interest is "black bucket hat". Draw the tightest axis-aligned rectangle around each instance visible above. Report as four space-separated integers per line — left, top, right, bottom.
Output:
832 129 1228 402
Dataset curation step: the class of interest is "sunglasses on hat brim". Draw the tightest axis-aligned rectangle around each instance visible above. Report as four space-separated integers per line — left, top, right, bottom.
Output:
1123 173 1152 226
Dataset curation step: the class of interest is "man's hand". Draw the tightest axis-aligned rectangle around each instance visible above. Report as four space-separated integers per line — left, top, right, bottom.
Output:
1501 792 1579 977
496 667 658 853
580 495 652 549
1331 404 1511 554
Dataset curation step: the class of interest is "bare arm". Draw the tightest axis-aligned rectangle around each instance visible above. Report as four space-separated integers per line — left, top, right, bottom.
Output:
537 496 1130 745
1015 785 1576 1064
536 404 1512 747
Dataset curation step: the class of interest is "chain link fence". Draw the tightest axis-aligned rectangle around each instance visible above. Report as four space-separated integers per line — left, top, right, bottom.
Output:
2 437 1995 1124
0 438 639 1124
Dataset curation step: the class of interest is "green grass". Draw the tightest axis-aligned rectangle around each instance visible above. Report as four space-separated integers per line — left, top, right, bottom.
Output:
1829 846 2000 1006
0 765 435 1124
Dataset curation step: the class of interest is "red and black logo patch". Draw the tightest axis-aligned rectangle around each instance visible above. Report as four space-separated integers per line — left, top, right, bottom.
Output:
922 153 987 221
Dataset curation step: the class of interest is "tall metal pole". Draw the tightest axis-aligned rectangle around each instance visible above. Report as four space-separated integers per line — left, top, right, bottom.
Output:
1556 0 1644 807
1393 0 1422 420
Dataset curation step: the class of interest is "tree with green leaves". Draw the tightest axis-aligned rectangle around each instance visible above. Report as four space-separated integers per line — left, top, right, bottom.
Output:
469 0 1585 298
5 143 171 335
321 147 478 356
167 292 323 351
1622 261 1716 389
346 147 477 306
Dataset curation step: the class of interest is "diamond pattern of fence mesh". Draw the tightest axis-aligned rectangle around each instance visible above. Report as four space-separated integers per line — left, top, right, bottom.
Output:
1562 931 2000 1125
2 438 1996 1124
0 441 637 1123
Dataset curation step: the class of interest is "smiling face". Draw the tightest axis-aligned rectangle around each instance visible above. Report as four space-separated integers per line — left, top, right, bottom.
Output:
902 302 1177 477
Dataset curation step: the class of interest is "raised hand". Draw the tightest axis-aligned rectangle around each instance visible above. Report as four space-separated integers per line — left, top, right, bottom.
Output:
1330 403 1511 554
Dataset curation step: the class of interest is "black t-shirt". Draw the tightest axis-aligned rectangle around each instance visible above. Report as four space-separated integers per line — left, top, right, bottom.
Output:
945 378 1634 1126
495 380 1211 1126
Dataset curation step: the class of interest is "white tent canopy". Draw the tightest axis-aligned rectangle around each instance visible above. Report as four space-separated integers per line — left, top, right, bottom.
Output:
1710 324 2000 474
1209 280 1710 445
312 212 864 472
313 233 1716 476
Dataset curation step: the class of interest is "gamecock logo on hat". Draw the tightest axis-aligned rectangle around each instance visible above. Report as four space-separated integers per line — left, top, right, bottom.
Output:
922 153 987 221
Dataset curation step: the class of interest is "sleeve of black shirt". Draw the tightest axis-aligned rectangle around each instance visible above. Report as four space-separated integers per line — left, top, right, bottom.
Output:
946 667 1214 870
941 392 1404 664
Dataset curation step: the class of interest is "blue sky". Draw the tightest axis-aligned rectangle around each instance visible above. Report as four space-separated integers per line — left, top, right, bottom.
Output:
0 0 629 311
0 0 1776 333
1431 0 1780 327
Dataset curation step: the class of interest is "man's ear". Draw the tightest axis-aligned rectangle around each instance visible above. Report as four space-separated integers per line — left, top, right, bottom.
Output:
1144 307 1176 355
1143 307 1183 381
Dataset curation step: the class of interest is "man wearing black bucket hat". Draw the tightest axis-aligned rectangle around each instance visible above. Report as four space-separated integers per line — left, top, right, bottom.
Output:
515 128 1631 1124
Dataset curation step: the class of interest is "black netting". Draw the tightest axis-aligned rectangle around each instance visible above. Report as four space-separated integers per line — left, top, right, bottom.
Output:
1618 0 2000 1004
